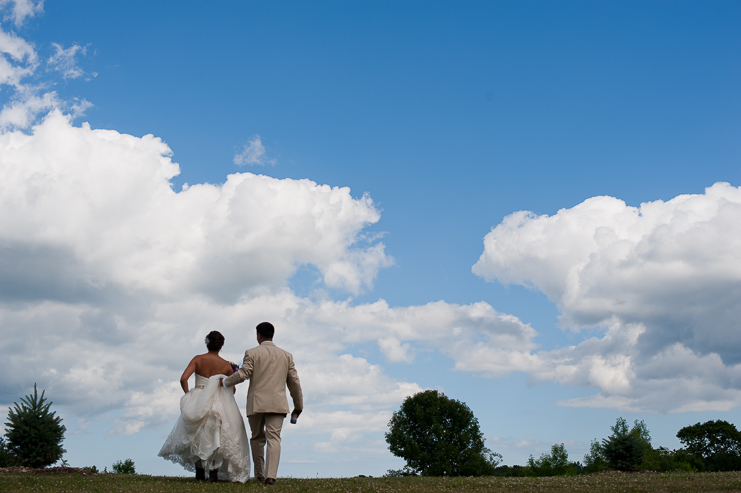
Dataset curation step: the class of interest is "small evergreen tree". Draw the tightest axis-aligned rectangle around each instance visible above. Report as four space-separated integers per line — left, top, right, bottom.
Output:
4 384 66 468
602 417 644 471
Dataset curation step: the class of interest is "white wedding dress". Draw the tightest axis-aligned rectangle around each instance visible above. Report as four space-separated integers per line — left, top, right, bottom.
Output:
158 374 251 482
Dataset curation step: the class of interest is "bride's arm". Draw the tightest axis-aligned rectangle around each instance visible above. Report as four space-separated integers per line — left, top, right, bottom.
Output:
225 362 237 394
223 351 252 388
180 357 197 393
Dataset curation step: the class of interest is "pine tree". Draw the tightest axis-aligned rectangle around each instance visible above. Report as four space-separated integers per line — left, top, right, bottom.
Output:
602 417 644 471
4 384 66 468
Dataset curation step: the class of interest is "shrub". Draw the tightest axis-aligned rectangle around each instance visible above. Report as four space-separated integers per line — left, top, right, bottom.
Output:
527 443 574 476
384 467 417 477
583 439 609 473
640 446 695 472
82 465 99 473
112 458 136 474
385 390 500 476
4 384 66 468
0 437 17 467
493 464 530 477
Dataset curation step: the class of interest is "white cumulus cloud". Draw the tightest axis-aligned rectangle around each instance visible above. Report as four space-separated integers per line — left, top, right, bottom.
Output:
472 183 741 412
0 111 390 302
0 110 541 450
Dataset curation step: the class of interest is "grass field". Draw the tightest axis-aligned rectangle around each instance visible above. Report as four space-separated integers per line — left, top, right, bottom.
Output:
2 472 741 492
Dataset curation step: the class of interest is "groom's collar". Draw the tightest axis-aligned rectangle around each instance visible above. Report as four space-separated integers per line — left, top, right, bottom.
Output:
260 341 275 346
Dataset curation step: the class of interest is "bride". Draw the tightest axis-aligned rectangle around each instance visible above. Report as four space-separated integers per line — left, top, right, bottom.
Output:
158 331 250 483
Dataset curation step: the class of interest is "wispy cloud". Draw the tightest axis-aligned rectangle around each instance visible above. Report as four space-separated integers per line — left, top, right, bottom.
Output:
0 0 43 27
47 42 86 80
0 5 91 131
233 134 276 166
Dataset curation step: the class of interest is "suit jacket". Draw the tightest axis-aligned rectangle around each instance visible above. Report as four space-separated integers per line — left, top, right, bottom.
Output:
224 341 303 416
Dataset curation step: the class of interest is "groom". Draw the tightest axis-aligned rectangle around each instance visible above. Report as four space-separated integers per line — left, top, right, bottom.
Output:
223 322 303 485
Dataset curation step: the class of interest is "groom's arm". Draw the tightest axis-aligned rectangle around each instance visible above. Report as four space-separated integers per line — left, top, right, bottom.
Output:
223 351 253 388
286 357 303 412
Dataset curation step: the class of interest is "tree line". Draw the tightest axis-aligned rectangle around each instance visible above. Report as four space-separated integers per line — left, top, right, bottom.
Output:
5 384 740 477
386 390 741 477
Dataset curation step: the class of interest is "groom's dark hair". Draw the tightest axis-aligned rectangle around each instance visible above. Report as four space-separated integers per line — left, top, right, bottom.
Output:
256 322 275 339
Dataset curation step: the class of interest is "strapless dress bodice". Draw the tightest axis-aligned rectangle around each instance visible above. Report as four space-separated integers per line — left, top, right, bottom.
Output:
194 374 208 389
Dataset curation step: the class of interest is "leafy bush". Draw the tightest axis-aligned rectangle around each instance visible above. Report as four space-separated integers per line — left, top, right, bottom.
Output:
527 443 580 476
492 464 531 477
583 439 609 473
384 467 417 477
385 390 501 476
4 384 66 468
112 458 136 474
640 446 695 472
0 437 17 467
82 465 99 473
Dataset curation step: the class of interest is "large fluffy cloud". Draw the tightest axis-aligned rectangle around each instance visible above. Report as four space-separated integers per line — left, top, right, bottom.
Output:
0 110 391 395
473 184 741 412
0 111 390 301
0 4 538 454
0 110 538 458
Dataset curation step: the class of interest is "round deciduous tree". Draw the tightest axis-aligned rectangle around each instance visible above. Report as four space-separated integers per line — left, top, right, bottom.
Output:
385 390 500 476
677 420 741 471
4 384 66 468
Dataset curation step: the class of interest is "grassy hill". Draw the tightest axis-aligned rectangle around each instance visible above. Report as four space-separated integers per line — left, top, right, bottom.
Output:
2 470 741 492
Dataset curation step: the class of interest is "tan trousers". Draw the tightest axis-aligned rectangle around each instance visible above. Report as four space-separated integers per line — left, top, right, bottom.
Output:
248 413 285 480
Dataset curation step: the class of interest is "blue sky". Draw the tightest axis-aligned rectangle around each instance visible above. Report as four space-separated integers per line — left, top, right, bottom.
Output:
1 0 741 478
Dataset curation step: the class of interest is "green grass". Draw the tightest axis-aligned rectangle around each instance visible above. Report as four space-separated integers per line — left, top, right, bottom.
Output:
2 472 741 492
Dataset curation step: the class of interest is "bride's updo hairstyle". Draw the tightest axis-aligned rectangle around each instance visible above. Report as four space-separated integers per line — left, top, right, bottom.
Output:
205 331 225 352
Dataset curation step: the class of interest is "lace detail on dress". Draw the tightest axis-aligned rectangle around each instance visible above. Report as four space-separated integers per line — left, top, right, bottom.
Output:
158 374 250 483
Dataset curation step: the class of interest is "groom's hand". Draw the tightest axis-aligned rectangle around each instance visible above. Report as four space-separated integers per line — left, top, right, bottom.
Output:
292 408 302 417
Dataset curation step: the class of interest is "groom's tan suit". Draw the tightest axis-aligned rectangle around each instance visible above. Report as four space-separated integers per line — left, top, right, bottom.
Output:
223 341 303 480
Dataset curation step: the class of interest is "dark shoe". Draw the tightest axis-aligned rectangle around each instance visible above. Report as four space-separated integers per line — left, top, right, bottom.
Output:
255 476 265 483
265 478 276 486
209 469 219 483
195 467 206 481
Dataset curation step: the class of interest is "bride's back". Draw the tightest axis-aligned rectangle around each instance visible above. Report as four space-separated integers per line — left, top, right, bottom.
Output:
194 353 233 378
